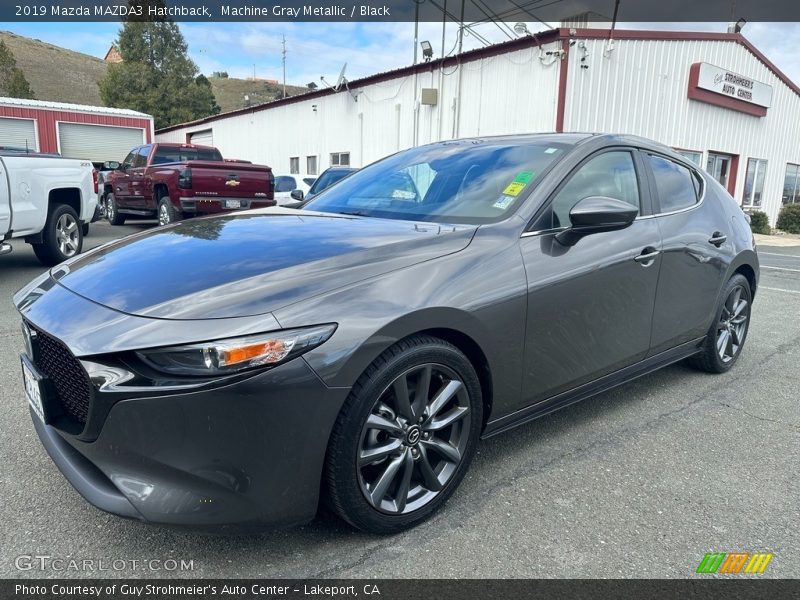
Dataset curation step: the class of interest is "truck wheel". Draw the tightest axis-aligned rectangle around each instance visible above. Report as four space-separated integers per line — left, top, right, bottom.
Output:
32 204 83 266
158 196 181 226
106 193 125 226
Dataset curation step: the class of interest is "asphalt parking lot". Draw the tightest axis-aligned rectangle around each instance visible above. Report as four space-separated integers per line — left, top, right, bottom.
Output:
0 221 798 579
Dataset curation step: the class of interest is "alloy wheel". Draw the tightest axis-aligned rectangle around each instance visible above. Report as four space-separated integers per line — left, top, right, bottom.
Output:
56 213 79 257
357 363 471 514
107 200 115 222
159 203 170 225
717 284 749 363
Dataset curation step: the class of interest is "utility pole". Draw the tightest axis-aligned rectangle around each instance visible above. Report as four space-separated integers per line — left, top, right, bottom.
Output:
457 0 465 54
413 0 421 64
282 34 287 98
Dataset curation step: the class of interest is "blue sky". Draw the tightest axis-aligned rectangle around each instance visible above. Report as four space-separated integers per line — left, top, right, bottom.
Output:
2 21 799 88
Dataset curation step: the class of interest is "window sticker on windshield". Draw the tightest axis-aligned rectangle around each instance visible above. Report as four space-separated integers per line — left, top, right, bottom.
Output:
493 195 516 210
513 171 535 184
501 171 535 197
544 147 559 154
502 182 527 196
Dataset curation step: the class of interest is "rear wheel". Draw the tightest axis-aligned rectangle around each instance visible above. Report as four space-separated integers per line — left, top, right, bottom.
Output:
324 335 482 533
106 193 125 226
32 203 83 266
158 195 181 226
689 274 752 373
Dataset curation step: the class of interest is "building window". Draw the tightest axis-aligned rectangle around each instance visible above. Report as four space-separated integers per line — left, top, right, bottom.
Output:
743 158 767 208
331 152 350 167
306 155 318 175
675 149 703 167
289 157 299 174
783 163 800 205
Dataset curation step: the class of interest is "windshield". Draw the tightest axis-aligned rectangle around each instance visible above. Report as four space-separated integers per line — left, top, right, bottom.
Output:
303 140 571 224
151 146 223 164
309 169 354 195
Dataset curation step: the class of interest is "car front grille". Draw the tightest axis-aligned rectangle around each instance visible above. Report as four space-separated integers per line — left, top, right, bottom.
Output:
29 325 91 426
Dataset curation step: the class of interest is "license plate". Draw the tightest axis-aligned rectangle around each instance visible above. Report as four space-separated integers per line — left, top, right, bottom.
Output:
225 199 242 209
21 358 45 422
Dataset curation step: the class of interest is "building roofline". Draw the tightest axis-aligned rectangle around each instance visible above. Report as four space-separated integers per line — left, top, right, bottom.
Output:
156 27 799 134
0 95 152 118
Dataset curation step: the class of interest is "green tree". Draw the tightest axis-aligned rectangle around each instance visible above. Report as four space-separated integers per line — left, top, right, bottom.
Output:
0 40 35 99
99 0 219 128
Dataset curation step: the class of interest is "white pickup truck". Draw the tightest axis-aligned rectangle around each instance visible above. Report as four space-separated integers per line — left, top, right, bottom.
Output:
0 150 98 266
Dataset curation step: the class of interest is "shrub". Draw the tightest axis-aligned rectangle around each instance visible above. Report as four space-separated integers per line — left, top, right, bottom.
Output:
748 211 771 235
776 204 800 234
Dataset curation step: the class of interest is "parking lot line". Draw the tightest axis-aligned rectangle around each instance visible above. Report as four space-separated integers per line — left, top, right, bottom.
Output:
759 286 800 295
760 265 800 273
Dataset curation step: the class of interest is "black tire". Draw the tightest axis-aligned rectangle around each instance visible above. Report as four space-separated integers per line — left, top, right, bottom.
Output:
106 192 125 226
31 203 83 266
688 273 752 373
158 195 181 226
324 335 482 534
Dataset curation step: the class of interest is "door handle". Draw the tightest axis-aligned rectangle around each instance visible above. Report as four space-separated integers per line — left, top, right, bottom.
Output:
634 247 660 265
709 232 727 247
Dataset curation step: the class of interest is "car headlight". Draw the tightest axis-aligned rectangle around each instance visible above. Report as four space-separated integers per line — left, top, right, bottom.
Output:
136 324 336 376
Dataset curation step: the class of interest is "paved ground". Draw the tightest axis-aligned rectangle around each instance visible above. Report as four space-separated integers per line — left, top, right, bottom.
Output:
0 222 797 579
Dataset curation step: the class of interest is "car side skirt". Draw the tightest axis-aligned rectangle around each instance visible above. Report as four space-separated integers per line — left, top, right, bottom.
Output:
482 337 706 439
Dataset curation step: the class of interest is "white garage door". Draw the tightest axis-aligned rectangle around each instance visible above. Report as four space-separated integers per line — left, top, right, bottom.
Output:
58 122 145 162
189 129 213 146
0 117 37 151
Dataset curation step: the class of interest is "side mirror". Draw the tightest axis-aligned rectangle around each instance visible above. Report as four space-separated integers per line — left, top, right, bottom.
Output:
290 189 304 201
104 161 121 170
555 196 638 247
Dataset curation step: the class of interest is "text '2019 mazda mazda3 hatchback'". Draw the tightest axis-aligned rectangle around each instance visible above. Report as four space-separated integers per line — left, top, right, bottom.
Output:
15 134 758 533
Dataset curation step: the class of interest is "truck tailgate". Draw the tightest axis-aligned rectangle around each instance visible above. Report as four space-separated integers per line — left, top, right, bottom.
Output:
185 160 271 198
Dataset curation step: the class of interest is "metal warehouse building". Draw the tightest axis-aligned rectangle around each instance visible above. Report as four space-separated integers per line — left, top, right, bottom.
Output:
0 97 154 163
156 27 800 225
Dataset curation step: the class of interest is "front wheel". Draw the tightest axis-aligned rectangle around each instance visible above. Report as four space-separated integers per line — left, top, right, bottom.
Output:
689 273 752 373
324 335 482 533
32 203 83 266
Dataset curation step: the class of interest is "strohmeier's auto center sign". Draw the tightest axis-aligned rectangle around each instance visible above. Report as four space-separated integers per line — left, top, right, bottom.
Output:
688 62 773 116
696 62 773 107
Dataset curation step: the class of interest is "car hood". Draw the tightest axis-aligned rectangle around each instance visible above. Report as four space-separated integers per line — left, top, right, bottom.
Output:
51 209 477 320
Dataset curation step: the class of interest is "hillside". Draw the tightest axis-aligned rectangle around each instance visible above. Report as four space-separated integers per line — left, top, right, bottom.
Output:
0 31 307 115
0 31 106 105
208 76 308 113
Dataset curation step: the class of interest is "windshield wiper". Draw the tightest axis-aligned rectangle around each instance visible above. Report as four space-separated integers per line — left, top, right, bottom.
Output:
336 210 369 217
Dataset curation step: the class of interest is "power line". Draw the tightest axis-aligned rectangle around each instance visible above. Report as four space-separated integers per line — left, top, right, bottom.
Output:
469 0 515 40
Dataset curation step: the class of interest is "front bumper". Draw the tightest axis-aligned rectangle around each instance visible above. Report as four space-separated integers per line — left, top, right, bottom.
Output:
17 277 350 530
179 197 276 214
29 358 350 530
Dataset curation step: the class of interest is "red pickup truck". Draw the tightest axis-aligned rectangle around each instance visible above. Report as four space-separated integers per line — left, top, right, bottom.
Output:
103 143 275 226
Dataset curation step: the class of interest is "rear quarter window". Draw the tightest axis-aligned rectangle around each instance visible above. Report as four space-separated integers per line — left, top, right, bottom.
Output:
648 154 701 213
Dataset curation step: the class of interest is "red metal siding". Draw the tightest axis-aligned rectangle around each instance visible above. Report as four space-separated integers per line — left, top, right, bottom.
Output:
0 106 151 152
